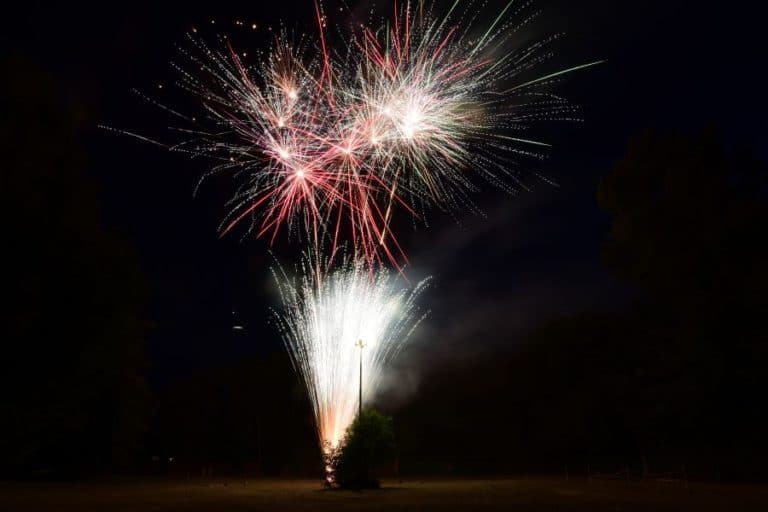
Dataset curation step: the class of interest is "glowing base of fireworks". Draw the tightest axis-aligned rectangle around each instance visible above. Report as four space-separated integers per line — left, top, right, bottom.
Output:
322 441 339 487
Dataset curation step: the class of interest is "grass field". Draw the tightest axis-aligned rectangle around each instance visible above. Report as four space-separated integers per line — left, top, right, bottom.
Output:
3 477 768 511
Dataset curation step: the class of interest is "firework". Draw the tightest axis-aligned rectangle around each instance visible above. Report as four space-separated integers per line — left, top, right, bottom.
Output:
272 255 430 452
104 0 602 485
128 0 600 271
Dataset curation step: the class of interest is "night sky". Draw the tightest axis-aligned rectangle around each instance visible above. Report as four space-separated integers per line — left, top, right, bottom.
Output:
6 0 766 388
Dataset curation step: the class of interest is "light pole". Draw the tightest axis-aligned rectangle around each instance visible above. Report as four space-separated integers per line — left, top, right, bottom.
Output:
355 339 366 417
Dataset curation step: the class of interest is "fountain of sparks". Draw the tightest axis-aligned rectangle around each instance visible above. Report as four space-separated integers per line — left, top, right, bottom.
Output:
272 256 429 483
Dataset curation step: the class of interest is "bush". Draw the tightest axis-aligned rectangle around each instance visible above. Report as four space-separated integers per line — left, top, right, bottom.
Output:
331 409 396 488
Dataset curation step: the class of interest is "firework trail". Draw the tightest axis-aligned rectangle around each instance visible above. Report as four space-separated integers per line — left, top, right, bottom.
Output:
272 255 430 452
120 0 600 271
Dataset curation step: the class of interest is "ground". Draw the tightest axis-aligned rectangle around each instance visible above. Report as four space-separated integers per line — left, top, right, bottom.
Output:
3 477 768 511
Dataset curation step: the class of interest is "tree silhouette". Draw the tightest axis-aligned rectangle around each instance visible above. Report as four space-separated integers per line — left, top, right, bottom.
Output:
1 56 150 476
596 128 767 477
332 409 396 488
598 128 767 310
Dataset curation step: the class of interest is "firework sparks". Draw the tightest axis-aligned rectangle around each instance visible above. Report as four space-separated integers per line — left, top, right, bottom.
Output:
103 0 602 485
272 255 430 452
125 0 600 271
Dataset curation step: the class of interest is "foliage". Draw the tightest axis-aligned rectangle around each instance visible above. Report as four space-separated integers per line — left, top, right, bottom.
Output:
597 128 767 310
331 409 396 488
154 353 318 475
0 56 150 476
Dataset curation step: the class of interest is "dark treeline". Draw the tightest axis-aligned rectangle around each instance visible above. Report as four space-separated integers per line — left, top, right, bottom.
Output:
0 60 317 478
391 129 767 480
1 58 151 478
148 354 318 477
2 56 766 480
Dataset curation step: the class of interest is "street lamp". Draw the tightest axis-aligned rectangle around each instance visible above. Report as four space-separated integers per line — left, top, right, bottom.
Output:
355 339 366 417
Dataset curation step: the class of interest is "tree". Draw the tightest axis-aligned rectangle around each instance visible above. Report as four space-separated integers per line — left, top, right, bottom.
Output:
332 409 396 488
154 353 318 476
0 56 151 476
597 128 767 312
596 128 768 478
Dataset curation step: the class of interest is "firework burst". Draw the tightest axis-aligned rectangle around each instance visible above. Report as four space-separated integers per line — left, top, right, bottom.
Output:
119 0 600 271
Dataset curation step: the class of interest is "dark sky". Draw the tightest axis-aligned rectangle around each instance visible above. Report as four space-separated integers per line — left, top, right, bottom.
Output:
6 0 766 387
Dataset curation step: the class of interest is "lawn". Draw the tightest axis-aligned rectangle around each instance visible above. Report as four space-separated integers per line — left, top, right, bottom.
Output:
3 477 767 511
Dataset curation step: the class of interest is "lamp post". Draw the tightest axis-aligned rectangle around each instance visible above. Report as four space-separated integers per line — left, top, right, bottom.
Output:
355 339 366 417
